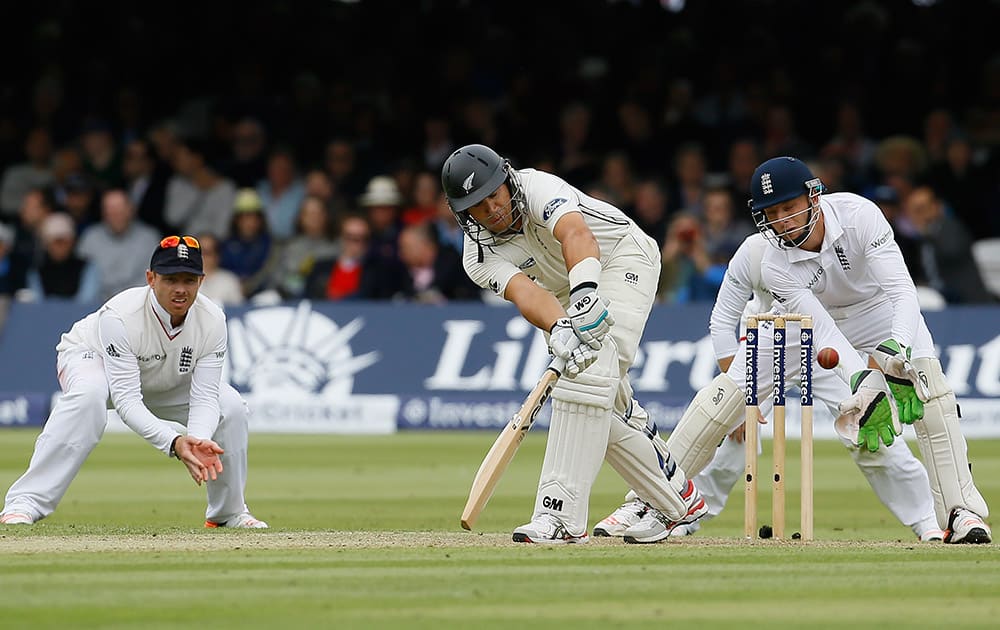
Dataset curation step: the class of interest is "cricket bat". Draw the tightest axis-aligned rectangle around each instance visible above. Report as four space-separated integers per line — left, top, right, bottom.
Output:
460 357 566 530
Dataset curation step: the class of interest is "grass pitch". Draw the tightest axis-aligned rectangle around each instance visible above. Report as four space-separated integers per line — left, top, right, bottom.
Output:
1 429 998 628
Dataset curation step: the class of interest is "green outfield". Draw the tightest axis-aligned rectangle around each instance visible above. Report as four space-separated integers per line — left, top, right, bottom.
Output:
1 429 997 628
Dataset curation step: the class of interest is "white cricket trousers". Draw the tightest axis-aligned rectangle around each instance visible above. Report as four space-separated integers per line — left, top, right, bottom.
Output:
3 348 253 523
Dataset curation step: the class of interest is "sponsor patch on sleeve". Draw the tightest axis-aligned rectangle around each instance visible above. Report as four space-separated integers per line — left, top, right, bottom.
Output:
869 230 892 250
541 197 568 221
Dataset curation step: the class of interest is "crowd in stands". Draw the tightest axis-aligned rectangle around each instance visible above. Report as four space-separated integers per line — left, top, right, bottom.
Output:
1 1 999 332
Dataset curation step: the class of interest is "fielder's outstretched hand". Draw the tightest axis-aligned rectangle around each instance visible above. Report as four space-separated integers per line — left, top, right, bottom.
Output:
175 436 225 486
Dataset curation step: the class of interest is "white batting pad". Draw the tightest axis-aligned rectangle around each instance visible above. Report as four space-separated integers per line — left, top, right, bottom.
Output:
532 399 612 536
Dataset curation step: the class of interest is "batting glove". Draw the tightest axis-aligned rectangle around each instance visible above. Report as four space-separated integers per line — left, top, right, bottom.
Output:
567 288 614 350
548 318 599 378
872 338 926 423
838 369 902 452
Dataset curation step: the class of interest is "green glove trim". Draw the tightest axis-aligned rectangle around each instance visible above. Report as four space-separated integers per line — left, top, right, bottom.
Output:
885 374 925 423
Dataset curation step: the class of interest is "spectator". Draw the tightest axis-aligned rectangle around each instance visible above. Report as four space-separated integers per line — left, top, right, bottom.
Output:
0 222 26 299
596 151 637 212
25 213 100 302
223 117 268 188
48 145 85 211
555 101 599 188
927 133 993 240
122 137 170 234
701 187 753 264
724 138 760 211
62 174 100 233
658 212 725 304
219 189 275 297
165 135 236 237
821 101 877 184
358 175 404 272
196 233 244 306
431 191 465 255
11 188 55 273
361 222 478 303
401 171 440 226
631 179 670 249
256 147 305 240
900 185 992 304
79 118 123 191
77 189 161 300
269 195 339 298
305 214 370 300
0 127 54 219
668 143 708 216
323 138 366 204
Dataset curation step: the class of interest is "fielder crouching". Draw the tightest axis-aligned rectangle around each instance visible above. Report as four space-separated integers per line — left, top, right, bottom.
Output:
441 144 707 544
1 235 267 529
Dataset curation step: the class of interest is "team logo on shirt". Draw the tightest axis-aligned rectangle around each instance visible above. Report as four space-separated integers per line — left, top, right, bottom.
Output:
834 244 851 271
105 344 120 358
178 346 193 373
541 198 568 221
517 258 536 270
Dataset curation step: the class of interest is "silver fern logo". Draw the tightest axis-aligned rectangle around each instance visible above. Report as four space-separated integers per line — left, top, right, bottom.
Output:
227 301 379 395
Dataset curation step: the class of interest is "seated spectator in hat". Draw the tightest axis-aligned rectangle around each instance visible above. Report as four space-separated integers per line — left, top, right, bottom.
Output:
0 127 54 220
304 214 370 301
358 174 404 271
77 189 161 300
256 147 306 240
268 195 339 299
25 213 99 303
360 222 479 303
196 233 244 306
165 134 236 237
219 189 275 298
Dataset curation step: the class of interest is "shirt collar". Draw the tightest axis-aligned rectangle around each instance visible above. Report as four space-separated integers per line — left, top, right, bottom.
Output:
785 197 842 262
148 287 185 336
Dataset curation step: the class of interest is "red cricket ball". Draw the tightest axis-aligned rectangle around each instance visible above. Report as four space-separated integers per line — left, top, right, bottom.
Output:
817 347 839 370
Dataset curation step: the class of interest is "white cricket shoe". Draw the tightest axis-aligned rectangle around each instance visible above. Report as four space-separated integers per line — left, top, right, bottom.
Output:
512 514 589 545
943 508 991 544
0 512 34 525
668 521 701 538
623 479 708 544
918 528 945 542
205 512 269 529
593 493 648 537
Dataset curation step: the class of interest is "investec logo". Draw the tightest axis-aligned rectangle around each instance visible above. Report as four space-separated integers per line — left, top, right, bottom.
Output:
227 301 378 395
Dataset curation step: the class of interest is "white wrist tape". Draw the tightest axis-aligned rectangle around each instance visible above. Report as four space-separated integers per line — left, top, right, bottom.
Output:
568 257 602 298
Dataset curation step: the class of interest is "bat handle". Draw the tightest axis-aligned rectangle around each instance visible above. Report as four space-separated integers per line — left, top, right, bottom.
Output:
548 356 567 374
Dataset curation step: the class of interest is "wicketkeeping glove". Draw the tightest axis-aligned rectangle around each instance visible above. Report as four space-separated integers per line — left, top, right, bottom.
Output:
872 338 926 424
567 288 614 350
838 369 902 452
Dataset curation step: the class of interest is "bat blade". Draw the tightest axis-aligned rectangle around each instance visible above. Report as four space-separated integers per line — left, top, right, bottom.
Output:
460 360 563 530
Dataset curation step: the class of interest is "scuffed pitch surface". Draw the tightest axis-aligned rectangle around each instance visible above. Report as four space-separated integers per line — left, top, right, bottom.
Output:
0 532 973 553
